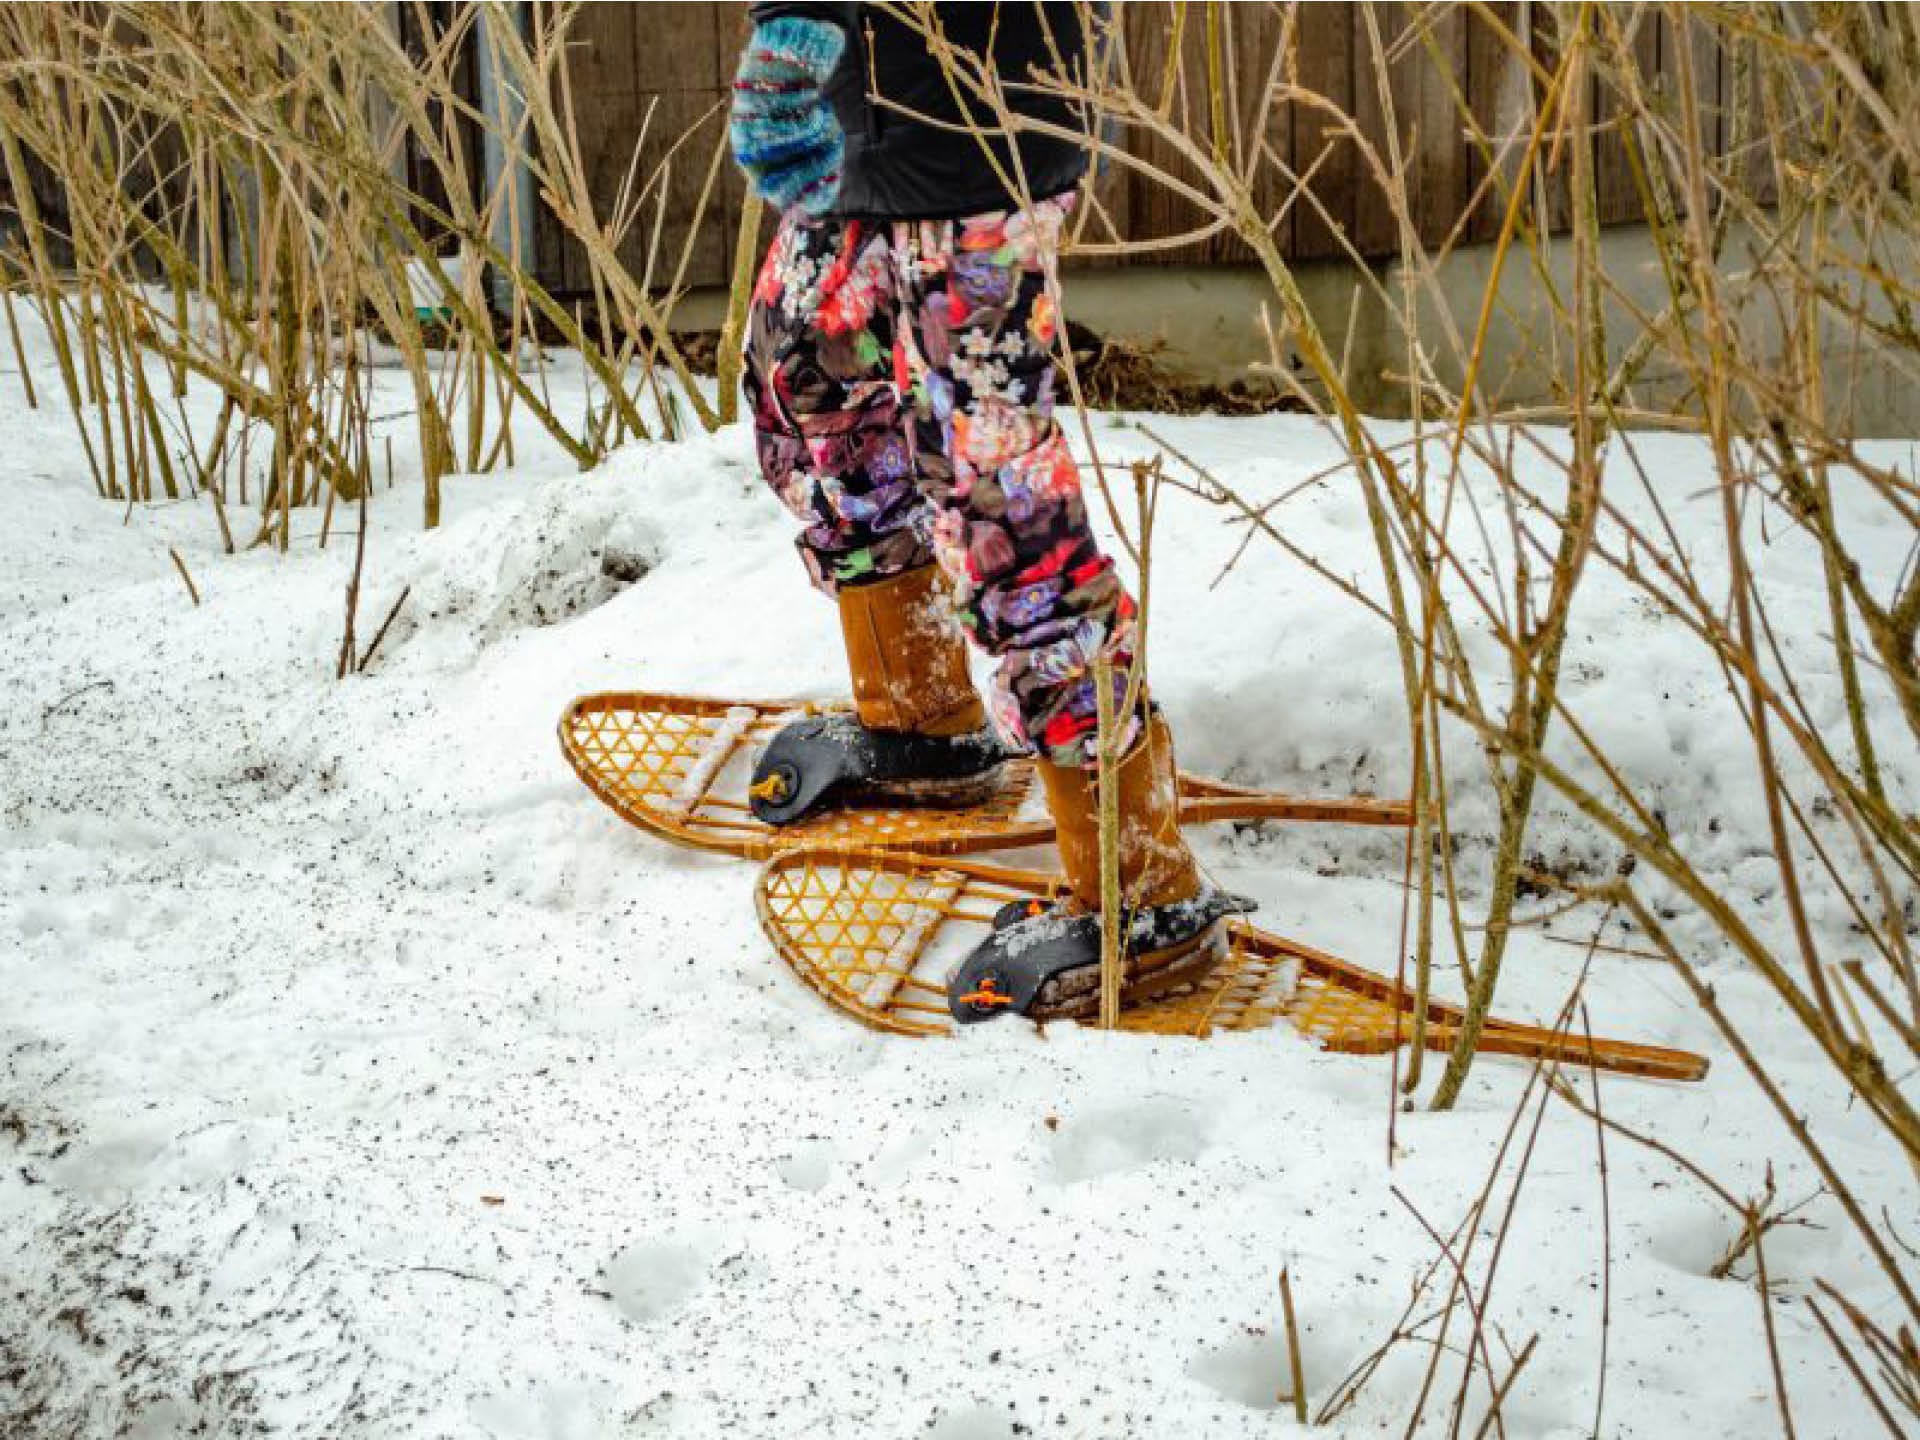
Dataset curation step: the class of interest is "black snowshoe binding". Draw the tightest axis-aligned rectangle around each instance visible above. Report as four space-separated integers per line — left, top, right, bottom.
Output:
946 886 1255 1023
747 712 1016 826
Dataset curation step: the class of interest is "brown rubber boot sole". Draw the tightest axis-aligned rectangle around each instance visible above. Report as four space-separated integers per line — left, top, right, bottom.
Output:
1021 917 1231 1023
854 763 1014 812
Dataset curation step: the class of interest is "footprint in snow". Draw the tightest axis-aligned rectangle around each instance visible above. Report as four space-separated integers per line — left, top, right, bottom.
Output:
126 1398 201 1440
206 1210 300 1301
1044 1096 1208 1183
1647 1196 1824 1286
46 1131 167 1200
866 1126 934 1189
775 1138 837 1193
927 1403 1017 1439
154 1120 256 1193
469 1379 618 1440
1187 1331 1288 1411
603 1230 717 1323
15 900 65 939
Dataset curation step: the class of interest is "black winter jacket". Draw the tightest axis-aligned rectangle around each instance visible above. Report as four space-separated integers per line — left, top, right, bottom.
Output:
745 2 1094 219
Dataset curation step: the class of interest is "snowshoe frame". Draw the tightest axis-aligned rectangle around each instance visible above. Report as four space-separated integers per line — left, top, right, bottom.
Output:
560 690 1413 860
754 847 1710 1081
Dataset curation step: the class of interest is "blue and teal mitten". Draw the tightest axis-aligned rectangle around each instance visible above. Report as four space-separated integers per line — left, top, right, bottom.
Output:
730 17 847 217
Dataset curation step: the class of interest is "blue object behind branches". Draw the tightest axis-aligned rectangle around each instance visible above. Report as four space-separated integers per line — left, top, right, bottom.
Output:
729 17 847 217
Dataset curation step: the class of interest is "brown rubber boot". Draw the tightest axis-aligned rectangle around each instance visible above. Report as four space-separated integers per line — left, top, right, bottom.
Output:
1036 709 1202 912
947 710 1246 1024
838 564 986 737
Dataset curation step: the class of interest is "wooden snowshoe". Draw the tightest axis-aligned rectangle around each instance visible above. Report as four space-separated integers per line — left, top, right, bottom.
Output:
559 690 1412 860
754 847 1710 1081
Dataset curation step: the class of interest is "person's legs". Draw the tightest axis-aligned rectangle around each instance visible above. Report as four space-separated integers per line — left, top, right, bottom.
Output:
889 197 1140 767
744 212 936 594
888 197 1235 1022
742 212 1007 823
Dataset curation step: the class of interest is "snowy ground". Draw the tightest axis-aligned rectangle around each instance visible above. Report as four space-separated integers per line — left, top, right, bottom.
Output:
2 321 1915 1439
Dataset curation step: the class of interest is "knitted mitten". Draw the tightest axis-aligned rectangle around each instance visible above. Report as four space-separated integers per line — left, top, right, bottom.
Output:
729 17 847 216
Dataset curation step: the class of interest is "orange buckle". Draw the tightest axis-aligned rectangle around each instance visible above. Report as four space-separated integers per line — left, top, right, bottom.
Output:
747 773 789 804
958 976 1015 1009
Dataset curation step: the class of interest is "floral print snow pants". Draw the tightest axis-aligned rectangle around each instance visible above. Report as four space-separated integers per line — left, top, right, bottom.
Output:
743 194 1137 767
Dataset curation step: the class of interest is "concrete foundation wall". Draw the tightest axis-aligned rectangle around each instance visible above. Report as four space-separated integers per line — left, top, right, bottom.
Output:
1056 222 1920 439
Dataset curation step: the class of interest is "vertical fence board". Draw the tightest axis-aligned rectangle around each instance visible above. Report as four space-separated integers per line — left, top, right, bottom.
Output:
1350 0 1402 256
1411 3 1468 251
538 4 632 292
1214 2 1291 265
623 92 731 292
1292 1 1358 260
1119 2 1217 264
540 3 735 296
1646 7 1726 222
632 0 728 291
1353 3 1468 258
1679 6 1726 165
1746 21 1807 212
562 3 638 94
1463 1 1522 245
397 1 485 254
1529 1 1575 235
1592 2 1660 227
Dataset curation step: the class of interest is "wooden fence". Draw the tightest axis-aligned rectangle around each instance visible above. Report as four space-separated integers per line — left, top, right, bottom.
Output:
1095 3 1743 261
531 2 1749 298
0 5 1751 298
531 2 756 296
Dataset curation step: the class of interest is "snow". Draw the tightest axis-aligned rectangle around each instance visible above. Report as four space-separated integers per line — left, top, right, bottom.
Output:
666 708 758 818
1 305 1915 1440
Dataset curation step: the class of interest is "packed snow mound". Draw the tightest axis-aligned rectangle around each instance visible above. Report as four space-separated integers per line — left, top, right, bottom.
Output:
384 473 665 665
